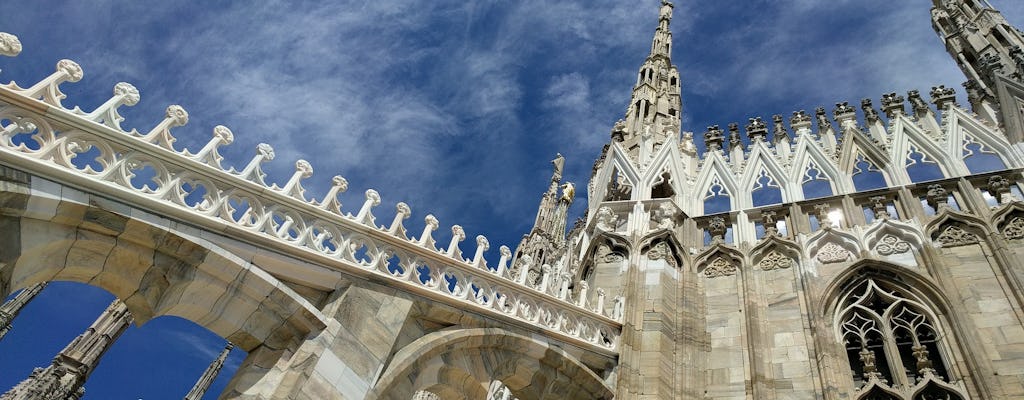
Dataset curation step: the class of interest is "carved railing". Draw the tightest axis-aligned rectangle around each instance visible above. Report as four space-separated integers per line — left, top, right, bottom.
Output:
0 37 620 353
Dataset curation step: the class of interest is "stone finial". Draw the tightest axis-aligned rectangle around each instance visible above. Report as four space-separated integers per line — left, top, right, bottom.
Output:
276 160 314 201
113 82 141 106
881 92 906 118
388 202 411 236
57 59 84 83
471 235 490 268
611 119 627 142
988 175 1013 204
137 104 188 150
707 216 728 242
727 122 743 150
790 110 812 132
979 52 1005 78
576 280 590 308
353 189 381 227
926 184 949 210
761 211 779 237
833 101 855 121
703 125 725 151
317 175 349 214
235 143 275 185
963 79 991 104
814 204 835 229
0 32 22 57
1010 45 1024 78
446 225 466 260
418 214 439 249
907 90 930 115
745 117 768 142
771 114 790 143
85 82 140 130
868 196 891 220
187 125 233 169
929 85 958 109
497 245 512 277
815 107 832 132
861 99 879 124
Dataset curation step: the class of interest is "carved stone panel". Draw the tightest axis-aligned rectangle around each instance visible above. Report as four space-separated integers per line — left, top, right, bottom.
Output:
646 241 678 269
758 250 794 271
935 225 979 247
1004 217 1024 240
703 257 737 278
875 234 911 256
816 242 851 264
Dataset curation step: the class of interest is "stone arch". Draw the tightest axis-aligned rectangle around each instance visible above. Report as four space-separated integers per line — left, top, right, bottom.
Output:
817 262 978 397
804 228 861 266
923 209 990 247
368 328 613 400
991 202 1024 240
0 203 325 353
749 235 800 271
638 232 684 270
862 219 925 260
693 243 744 278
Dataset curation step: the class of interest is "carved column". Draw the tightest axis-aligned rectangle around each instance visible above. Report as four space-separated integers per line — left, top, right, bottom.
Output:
0 282 46 341
183 343 233 400
1 299 133 400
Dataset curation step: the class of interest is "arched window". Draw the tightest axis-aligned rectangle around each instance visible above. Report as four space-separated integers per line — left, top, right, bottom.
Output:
751 168 783 207
802 162 834 199
704 177 732 214
905 146 945 183
852 155 887 191
836 278 967 399
651 171 675 199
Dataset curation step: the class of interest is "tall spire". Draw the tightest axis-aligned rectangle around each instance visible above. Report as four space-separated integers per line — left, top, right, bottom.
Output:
612 1 682 162
931 0 1024 142
184 343 234 400
0 282 46 342
932 0 1024 90
1 299 133 400
511 154 575 283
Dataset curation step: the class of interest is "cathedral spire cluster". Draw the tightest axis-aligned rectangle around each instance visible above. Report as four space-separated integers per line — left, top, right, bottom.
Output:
611 0 683 162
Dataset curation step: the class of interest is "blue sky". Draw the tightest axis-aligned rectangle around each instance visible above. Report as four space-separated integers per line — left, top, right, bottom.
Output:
3 0 1024 398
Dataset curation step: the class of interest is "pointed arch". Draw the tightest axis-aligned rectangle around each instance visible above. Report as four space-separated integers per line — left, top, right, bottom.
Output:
862 219 925 261
821 264 974 399
805 228 862 266
739 144 789 208
593 143 641 202
791 134 848 197
944 106 1023 171
888 114 957 182
923 208 991 247
750 235 800 271
694 152 737 215
694 243 744 277
640 136 687 201
992 202 1024 240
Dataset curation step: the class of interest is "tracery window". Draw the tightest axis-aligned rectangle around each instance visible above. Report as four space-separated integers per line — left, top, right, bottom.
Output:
837 278 967 399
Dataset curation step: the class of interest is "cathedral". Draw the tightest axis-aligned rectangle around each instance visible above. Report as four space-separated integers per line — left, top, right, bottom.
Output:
3 0 1024 399
508 0 1024 398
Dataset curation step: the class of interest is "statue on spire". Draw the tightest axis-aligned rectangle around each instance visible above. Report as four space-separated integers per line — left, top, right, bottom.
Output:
660 0 673 21
551 153 565 182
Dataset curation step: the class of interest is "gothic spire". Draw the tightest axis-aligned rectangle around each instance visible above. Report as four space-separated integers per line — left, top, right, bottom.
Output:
184 343 234 400
931 0 1024 89
612 1 682 161
1 299 133 400
0 282 46 342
